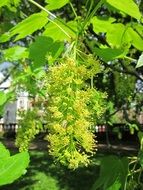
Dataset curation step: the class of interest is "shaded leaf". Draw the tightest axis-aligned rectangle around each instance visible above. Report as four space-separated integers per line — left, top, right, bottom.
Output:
138 131 143 149
94 47 125 61
120 157 129 189
0 22 13 34
139 151 143 168
91 156 128 190
107 180 121 190
29 36 64 67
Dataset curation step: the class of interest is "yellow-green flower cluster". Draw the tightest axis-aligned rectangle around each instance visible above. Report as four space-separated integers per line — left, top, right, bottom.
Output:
45 58 105 169
16 109 43 151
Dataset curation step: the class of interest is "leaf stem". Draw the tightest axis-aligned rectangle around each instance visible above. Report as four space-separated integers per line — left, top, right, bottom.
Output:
28 0 56 19
83 0 105 30
49 18 71 39
69 2 78 18
138 168 143 185
84 0 94 24
124 56 137 62
91 76 94 88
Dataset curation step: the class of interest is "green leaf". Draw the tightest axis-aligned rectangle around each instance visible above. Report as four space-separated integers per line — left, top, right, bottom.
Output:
127 27 143 51
0 91 7 106
46 40 64 64
0 0 9 8
45 0 69 10
29 36 64 67
0 22 13 34
94 47 125 61
120 157 129 189
139 151 143 168
0 33 10 43
29 36 53 67
0 151 30 186
0 0 21 12
0 0 21 8
107 180 121 190
91 156 128 190
138 131 143 149
0 12 48 42
43 20 77 41
106 24 130 48
92 156 119 190
3 46 28 61
132 23 143 37
136 53 143 68
105 0 142 20
0 143 10 159
13 0 21 6
91 16 116 34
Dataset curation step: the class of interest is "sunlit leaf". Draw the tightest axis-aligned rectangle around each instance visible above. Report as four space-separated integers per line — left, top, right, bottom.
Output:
106 0 142 20
0 151 29 186
0 12 48 42
106 24 130 48
0 143 10 159
0 0 9 8
91 16 116 34
3 46 28 61
13 0 21 6
0 91 7 106
127 27 143 51
0 33 11 43
43 20 77 41
45 0 69 10
0 0 21 8
132 22 143 37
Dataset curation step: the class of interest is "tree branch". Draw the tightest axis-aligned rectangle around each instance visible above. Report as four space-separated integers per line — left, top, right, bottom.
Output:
0 64 19 87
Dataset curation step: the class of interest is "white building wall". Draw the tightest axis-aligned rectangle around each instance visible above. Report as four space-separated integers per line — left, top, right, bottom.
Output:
3 102 17 124
1 92 29 124
16 91 29 110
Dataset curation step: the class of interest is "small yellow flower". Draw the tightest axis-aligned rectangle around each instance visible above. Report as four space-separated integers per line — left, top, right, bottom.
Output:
67 87 72 95
66 114 74 121
74 79 82 85
53 111 63 118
